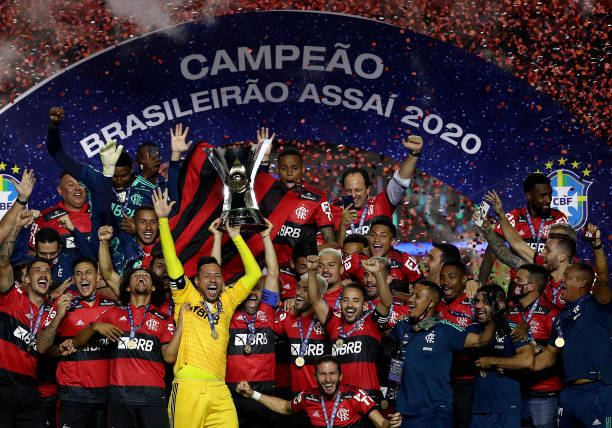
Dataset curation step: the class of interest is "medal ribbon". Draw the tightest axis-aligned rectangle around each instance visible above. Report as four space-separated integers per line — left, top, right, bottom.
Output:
29 302 47 347
71 293 97 309
349 202 369 235
525 209 546 249
297 315 317 357
521 296 541 341
168 300 174 317
127 303 150 341
241 310 258 345
339 309 373 340
320 388 343 428
202 300 223 335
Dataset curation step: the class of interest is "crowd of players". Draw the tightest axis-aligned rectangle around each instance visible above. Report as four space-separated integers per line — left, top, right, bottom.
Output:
0 107 610 428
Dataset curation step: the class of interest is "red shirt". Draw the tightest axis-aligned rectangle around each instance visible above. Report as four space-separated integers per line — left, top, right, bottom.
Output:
436 292 476 380
387 248 423 284
0 286 57 388
325 310 384 401
332 191 395 237
368 298 410 328
273 183 334 267
226 302 277 391
279 267 298 301
273 310 331 393
324 287 344 311
28 201 92 253
507 297 562 393
96 304 173 405
56 295 117 402
291 384 377 427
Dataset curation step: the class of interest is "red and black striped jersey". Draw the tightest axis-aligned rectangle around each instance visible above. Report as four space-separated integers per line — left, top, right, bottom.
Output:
28 201 92 254
273 183 334 268
331 191 394 237
325 310 384 401
226 302 277 391
273 310 331 394
96 304 174 406
342 253 368 284
387 249 423 284
0 286 57 388
436 293 476 380
507 297 562 393
56 295 117 403
324 287 343 311
291 384 377 428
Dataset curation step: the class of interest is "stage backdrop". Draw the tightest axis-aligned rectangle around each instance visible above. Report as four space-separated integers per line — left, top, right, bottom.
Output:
0 11 609 259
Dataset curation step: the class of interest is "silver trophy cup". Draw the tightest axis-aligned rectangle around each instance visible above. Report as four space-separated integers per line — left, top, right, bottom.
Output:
204 139 271 233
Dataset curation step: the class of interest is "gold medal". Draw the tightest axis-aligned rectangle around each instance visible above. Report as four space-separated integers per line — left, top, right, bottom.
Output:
479 370 487 378
211 330 219 340
244 344 252 354
335 338 344 347
555 337 565 348
295 356 305 367
127 339 137 350
381 399 389 410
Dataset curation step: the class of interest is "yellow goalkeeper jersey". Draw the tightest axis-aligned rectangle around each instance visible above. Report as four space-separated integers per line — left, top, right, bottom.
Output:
159 218 261 380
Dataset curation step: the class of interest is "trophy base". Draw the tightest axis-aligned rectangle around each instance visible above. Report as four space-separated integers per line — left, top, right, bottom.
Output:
219 208 268 233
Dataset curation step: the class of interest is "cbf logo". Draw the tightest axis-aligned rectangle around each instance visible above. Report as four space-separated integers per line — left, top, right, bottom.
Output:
547 168 592 229
0 174 20 220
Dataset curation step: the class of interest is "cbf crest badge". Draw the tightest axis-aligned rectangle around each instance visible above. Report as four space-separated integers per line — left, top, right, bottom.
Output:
547 169 592 229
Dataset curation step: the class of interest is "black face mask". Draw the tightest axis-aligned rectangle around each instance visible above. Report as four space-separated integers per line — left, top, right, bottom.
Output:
509 281 529 299
40 255 59 269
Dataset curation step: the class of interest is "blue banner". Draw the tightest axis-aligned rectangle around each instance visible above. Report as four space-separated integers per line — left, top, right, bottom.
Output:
0 11 608 258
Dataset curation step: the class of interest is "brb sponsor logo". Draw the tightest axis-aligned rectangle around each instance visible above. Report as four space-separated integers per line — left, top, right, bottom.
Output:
0 174 20 220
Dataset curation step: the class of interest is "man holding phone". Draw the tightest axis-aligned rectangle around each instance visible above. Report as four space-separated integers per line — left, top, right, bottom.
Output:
334 136 424 247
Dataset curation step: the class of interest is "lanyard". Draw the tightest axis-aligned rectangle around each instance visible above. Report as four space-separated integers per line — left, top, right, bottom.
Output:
321 389 342 428
203 300 223 335
71 293 97 309
333 293 342 310
525 209 546 248
349 202 369 235
168 299 175 317
241 310 258 345
297 315 317 357
127 303 150 340
29 302 47 342
551 284 563 305
339 310 373 340
521 296 541 340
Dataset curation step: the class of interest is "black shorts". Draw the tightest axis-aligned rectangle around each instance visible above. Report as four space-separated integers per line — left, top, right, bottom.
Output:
59 400 107 428
109 402 169 428
0 385 44 428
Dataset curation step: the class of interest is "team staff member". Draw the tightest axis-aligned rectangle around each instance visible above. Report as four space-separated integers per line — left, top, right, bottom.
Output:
334 136 424 246
470 285 534 427
390 281 496 428
532 224 611 428
236 355 403 428
153 187 262 428
307 256 392 403
226 219 281 428
73 268 181 428
505 265 561 428
37 257 117 428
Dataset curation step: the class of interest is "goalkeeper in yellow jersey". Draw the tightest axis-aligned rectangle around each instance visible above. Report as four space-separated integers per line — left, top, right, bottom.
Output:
152 187 262 428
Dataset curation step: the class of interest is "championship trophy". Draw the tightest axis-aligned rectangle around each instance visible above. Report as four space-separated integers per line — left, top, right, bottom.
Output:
204 139 271 233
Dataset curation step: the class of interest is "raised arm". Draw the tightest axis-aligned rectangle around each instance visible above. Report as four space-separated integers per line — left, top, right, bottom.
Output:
98 225 121 296
305 255 329 321
152 188 183 280
362 258 392 316
386 136 423 206
227 223 261 292
207 218 223 265
47 107 85 180
586 224 610 304
260 219 279 294
486 190 534 262
0 208 36 293
236 381 293 415
474 209 526 271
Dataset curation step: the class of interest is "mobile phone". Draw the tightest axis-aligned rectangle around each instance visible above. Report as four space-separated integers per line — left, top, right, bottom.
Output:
147 146 160 157
343 194 354 208
474 201 490 227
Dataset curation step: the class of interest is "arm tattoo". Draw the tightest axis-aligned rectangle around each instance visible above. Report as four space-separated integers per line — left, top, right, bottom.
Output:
0 226 19 265
320 226 336 244
37 317 61 351
482 228 525 271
